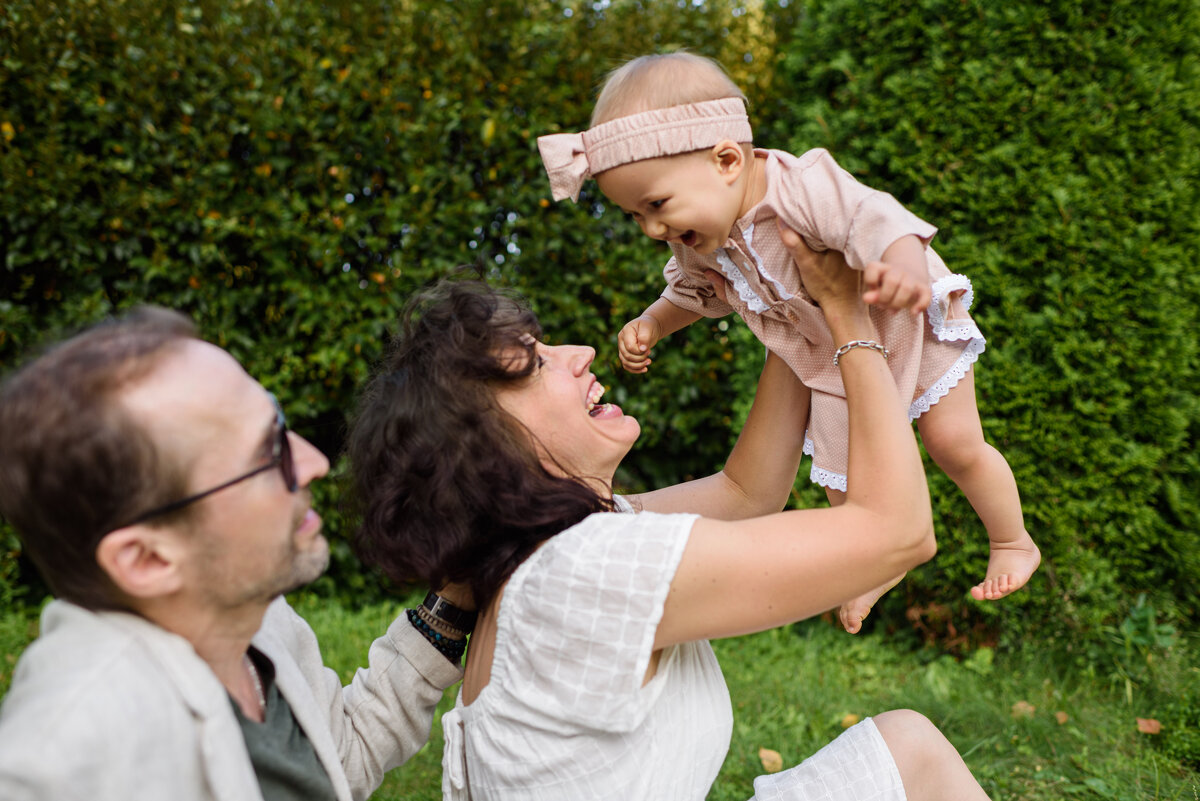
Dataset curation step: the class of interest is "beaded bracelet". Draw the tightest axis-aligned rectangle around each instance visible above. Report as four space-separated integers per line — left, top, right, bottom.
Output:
832 340 890 366
407 608 468 663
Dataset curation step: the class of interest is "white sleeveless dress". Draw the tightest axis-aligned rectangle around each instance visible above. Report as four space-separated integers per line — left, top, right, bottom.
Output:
441 500 906 801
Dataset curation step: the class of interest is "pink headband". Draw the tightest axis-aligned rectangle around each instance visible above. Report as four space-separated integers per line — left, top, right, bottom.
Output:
537 97 752 202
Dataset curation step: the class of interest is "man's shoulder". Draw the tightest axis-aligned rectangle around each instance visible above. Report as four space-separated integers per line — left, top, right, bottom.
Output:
1 601 191 724
0 602 220 799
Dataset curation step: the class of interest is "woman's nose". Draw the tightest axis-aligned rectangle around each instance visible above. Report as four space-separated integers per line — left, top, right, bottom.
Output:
565 344 596 373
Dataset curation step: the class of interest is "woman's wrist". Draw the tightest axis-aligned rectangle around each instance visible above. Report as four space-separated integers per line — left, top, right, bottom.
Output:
420 590 477 633
406 608 467 663
405 590 477 664
826 317 877 349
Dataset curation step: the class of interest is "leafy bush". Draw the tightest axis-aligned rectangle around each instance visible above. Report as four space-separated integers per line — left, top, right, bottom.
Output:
1 0 1196 648
0 0 784 606
768 0 1200 644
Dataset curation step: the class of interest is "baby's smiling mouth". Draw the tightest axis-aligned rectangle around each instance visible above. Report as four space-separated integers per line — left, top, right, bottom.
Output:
681 231 698 248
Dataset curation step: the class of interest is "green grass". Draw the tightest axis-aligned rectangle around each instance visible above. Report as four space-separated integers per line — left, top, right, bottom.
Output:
2 596 1196 800
298 596 1200 801
708 623 1199 801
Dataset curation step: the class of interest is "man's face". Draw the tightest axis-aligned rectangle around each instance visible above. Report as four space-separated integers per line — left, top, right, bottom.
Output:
120 340 331 609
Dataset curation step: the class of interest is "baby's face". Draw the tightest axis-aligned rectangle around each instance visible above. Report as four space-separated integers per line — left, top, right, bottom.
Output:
596 150 744 255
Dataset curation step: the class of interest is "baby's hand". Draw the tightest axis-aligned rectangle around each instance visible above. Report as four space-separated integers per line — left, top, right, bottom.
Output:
862 259 932 315
618 315 662 373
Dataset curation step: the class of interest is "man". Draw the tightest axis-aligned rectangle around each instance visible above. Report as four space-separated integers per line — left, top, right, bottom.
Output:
0 307 472 801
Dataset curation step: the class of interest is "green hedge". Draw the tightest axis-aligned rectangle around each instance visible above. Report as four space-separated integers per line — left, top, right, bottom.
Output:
766 0 1200 646
0 0 777 602
1 0 1196 645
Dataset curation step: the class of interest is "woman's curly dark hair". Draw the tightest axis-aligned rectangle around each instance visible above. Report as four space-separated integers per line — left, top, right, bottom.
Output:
347 280 615 609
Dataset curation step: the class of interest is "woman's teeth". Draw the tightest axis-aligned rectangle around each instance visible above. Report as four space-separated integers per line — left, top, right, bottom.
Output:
587 384 606 415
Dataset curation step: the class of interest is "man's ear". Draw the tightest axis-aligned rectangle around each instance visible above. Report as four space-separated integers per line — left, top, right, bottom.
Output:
711 139 746 183
95 526 186 600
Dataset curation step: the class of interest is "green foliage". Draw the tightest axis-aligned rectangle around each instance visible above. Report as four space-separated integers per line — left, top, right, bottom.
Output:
1154 688 1200 772
0 0 770 606
1 0 1197 650
769 0 1200 643
0 605 39 698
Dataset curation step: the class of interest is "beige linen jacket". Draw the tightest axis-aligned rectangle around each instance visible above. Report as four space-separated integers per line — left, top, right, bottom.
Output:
0 597 462 801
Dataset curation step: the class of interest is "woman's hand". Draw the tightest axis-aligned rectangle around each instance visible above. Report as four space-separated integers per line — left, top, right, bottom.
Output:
778 221 871 340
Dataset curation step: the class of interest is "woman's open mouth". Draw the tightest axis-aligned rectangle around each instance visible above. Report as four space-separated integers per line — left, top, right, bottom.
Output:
587 381 608 417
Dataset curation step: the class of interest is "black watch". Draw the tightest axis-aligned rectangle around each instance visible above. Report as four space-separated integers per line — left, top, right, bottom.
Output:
421 591 478 632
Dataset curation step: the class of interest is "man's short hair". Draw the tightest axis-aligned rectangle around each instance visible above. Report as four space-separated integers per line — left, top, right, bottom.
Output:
0 307 198 610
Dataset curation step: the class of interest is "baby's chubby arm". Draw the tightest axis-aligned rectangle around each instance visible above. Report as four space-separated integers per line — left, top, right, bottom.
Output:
618 297 701 373
862 235 932 315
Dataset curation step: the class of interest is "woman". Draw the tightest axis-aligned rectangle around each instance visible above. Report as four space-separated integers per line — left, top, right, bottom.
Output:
348 228 990 800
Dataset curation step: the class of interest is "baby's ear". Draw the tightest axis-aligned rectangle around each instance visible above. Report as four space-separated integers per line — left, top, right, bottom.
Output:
711 140 746 180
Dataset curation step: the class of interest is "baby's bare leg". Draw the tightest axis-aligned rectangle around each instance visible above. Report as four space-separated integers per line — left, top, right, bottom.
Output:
826 486 907 633
916 369 1039 601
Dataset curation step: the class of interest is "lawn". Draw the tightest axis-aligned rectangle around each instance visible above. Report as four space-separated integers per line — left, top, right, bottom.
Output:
2 594 1195 800
300 594 1200 801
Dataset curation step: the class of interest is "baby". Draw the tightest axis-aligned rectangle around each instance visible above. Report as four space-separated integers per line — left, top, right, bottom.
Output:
537 53 1040 631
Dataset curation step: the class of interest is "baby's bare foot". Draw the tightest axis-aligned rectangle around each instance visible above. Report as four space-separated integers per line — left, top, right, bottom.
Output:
970 533 1041 601
839 573 905 633
839 595 876 634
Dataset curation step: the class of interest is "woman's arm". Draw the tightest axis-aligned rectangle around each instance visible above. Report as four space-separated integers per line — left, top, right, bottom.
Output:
628 349 809 520
653 225 935 648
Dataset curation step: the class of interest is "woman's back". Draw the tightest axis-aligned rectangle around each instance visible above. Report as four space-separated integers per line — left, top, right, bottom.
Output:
441 507 732 800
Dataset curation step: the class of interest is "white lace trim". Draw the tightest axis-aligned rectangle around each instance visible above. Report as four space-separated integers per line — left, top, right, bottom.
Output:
716 248 768 313
744 223 794 301
927 274 981 342
907 337 986 421
803 435 848 491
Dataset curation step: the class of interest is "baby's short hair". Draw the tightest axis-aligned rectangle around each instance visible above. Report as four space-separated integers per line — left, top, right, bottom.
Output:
591 52 746 126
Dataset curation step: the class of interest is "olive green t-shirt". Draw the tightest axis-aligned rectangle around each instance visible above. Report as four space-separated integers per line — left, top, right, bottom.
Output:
230 648 338 801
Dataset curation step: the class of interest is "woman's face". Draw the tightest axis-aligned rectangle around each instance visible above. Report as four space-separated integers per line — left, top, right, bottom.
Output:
494 340 640 484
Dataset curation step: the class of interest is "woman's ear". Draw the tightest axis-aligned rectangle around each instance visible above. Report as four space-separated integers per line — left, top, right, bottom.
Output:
711 139 746 183
95 526 186 600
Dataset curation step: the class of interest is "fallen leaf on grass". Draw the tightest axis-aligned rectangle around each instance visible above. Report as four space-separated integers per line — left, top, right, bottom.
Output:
1055 711 1069 725
841 713 861 728
1136 718 1161 734
758 747 783 773
1011 700 1036 719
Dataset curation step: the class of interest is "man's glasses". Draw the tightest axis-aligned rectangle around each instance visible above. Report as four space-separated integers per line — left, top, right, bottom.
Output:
115 393 298 529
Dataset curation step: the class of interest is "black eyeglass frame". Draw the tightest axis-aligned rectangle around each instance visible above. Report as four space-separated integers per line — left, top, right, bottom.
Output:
114 393 298 529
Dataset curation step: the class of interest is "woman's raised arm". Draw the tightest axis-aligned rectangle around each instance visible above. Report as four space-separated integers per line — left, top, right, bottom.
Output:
653 224 936 648
629 347 810 520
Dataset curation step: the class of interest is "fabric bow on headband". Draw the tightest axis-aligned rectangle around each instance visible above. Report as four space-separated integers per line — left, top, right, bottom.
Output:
536 97 753 202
